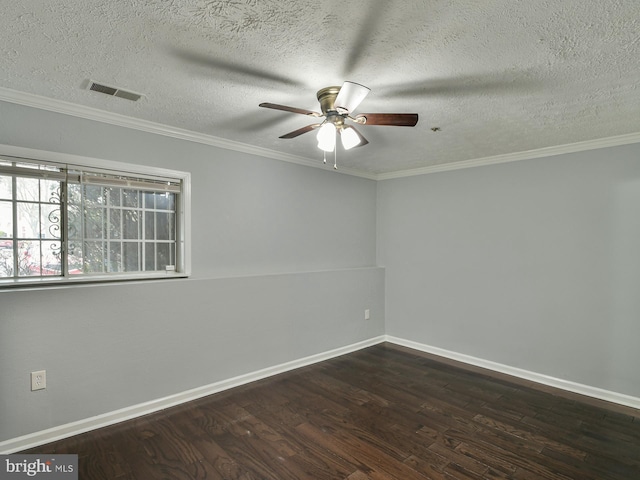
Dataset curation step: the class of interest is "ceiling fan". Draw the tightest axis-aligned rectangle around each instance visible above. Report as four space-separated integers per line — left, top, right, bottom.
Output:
259 81 418 161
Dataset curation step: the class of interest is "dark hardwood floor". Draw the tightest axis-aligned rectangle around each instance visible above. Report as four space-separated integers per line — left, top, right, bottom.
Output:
23 343 640 479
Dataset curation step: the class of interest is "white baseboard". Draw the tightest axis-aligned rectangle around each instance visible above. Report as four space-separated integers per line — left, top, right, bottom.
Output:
4 334 637 453
0 336 386 454
385 335 640 410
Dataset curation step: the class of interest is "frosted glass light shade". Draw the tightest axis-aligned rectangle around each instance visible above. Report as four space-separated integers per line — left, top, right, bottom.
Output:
317 123 336 152
334 81 370 114
341 126 361 150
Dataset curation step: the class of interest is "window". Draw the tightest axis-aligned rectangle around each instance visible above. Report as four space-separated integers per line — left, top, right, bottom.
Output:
0 151 190 286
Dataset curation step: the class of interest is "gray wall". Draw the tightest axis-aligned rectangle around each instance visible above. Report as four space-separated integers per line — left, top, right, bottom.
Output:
3 98 639 444
377 143 640 398
0 101 384 442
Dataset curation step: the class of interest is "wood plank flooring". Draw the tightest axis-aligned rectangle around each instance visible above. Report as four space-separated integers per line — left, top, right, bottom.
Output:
23 343 640 479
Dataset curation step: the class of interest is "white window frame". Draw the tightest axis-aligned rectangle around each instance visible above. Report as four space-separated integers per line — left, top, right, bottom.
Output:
0 144 191 288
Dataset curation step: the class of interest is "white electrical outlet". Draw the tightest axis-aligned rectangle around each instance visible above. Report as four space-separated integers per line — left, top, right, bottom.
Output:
31 370 46 391
364 309 370 320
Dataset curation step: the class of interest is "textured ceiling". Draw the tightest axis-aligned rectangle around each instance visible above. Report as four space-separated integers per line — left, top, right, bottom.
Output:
1 1 640 175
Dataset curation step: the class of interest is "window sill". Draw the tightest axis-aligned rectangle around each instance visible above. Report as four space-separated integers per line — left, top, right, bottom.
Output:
0 272 189 291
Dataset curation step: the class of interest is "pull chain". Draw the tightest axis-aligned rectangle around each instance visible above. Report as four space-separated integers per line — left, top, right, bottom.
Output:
321 144 337 170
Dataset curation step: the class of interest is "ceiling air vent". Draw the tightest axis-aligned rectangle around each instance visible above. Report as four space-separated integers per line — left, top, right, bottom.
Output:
88 81 142 102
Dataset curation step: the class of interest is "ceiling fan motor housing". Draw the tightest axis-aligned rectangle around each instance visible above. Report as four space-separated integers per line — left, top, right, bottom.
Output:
316 86 341 115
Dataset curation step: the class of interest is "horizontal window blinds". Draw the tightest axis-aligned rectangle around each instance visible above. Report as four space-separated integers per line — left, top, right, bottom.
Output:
0 157 180 193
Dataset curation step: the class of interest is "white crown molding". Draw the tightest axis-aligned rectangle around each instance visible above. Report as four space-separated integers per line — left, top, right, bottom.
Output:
0 87 377 180
3 86 639 182
386 336 640 410
0 335 386 454
376 131 640 180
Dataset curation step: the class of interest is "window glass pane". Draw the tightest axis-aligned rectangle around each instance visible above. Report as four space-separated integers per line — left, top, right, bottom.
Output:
84 207 105 239
17 202 40 238
84 185 105 205
0 245 14 277
41 204 62 240
122 189 140 208
41 179 61 203
0 201 12 239
107 187 121 207
156 212 174 240
123 210 140 239
145 243 155 271
41 241 62 276
83 241 105 273
16 177 39 202
156 243 170 269
144 192 155 209
155 192 175 211
0 175 11 200
67 184 82 241
144 211 154 239
17 240 39 276
109 209 121 239
123 242 140 271
68 241 83 275
109 242 122 272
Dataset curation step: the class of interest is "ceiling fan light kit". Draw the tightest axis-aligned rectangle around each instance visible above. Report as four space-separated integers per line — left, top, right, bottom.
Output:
333 81 370 114
340 126 362 150
317 123 336 152
259 81 418 169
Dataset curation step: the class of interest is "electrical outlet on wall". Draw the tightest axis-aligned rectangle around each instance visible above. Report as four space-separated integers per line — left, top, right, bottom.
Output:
31 370 46 391
364 309 370 320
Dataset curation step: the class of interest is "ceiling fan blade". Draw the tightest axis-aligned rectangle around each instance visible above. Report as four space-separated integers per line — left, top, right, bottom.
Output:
378 72 540 98
334 81 370 114
279 123 322 139
170 48 304 87
342 0 388 76
354 113 419 126
259 103 323 117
